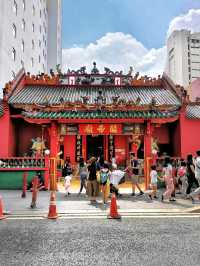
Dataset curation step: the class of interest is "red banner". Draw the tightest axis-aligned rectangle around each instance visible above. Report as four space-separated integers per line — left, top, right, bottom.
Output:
79 124 122 135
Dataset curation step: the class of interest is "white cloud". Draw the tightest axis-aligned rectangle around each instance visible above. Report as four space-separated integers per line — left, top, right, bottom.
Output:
62 9 200 77
168 9 200 36
62 32 166 77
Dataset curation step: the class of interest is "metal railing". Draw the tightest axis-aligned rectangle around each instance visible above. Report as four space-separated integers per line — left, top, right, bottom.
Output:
0 157 46 169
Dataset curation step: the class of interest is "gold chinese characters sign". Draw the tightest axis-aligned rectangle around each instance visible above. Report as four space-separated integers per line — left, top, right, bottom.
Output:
79 124 122 135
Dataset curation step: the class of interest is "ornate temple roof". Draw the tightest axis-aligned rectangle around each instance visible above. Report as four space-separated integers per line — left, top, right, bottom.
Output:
186 105 200 119
22 109 179 120
8 86 180 106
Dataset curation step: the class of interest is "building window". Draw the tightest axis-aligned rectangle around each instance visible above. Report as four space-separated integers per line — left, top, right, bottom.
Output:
39 55 41 63
22 19 25 31
40 10 42 18
21 40 24 52
13 0 17 15
39 25 42 34
39 40 41 48
22 0 25 11
11 71 16 79
32 40 35 50
12 24 17 38
12 48 16 61
31 57 34 67
21 60 24 68
32 5 35 16
32 23 35 32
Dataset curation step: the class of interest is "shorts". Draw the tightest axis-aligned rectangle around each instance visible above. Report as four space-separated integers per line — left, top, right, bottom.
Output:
131 175 139 184
87 180 98 197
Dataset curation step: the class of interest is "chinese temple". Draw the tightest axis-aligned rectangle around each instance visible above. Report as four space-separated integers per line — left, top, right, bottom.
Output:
0 62 200 187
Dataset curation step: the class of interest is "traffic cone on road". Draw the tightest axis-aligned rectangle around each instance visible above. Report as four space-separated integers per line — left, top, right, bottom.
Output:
107 193 121 219
0 196 6 220
47 192 58 219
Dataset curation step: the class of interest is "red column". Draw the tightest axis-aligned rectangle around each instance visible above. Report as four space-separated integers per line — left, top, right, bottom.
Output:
144 120 152 189
82 135 87 161
50 122 58 157
49 122 58 190
104 135 109 161
44 154 50 189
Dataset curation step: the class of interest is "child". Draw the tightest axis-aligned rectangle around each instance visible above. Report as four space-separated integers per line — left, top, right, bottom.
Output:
177 161 187 196
110 164 125 197
148 165 158 200
65 175 72 196
161 157 175 202
100 163 111 207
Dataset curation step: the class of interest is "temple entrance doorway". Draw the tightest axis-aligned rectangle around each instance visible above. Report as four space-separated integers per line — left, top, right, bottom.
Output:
87 135 104 159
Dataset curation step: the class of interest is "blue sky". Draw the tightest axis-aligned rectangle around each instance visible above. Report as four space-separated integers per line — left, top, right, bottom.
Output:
62 0 200 76
62 0 200 49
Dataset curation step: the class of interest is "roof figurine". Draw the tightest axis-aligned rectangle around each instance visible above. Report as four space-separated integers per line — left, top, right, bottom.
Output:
91 62 99 74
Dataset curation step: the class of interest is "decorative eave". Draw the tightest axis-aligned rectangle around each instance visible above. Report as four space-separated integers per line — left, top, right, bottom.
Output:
20 109 179 120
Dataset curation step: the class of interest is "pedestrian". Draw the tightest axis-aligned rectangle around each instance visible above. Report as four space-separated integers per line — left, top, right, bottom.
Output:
64 175 71 196
188 152 200 201
161 157 175 202
87 157 98 204
148 165 158 200
126 154 143 196
99 163 111 207
110 164 125 197
77 157 88 195
186 154 199 198
63 157 72 196
177 161 187 196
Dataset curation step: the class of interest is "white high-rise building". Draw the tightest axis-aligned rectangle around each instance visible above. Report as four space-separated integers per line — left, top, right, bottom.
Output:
0 0 62 89
166 29 200 87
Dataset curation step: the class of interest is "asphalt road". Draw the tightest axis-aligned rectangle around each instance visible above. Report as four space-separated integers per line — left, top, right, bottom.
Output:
0 217 200 266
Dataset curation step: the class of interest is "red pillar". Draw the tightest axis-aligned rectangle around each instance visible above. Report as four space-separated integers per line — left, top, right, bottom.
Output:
44 154 50 189
49 122 58 190
104 135 109 161
82 135 87 161
144 120 152 189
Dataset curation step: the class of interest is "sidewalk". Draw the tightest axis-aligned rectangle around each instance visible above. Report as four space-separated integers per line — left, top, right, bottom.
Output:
0 186 198 216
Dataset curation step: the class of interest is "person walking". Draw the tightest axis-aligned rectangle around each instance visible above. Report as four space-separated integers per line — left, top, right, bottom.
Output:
87 157 98 204
188 152 200 201
130 154 143 196
177 161 187 196
148 165 158 200
77 157 88 195
63 157 72 196
161 157 175 202
99 163 111 207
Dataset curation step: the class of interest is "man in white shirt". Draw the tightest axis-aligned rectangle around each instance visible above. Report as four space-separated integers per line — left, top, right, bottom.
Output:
190 150 200 201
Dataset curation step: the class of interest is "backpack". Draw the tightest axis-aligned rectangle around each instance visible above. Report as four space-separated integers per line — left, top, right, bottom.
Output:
178 167 186 177
100 171 109 184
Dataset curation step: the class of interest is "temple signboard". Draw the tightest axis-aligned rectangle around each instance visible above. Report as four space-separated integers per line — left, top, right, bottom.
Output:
79 124 122 135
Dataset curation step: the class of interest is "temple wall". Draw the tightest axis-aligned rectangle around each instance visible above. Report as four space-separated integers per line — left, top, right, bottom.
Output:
64 135 76 164
179 115 200 158
115 135 127 166
0 112 10 156
153 125 169 144
14 121 48 156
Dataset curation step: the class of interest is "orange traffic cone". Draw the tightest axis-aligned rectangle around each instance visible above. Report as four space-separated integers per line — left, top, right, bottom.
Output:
107 193 121 219
0 196 6 220
47 192 58 219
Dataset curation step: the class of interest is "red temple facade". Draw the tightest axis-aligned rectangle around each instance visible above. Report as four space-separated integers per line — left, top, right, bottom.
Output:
0 63 200 187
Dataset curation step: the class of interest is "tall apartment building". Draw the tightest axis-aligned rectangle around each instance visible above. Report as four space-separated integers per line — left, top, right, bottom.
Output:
166 29 200 88
0 0 62 89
